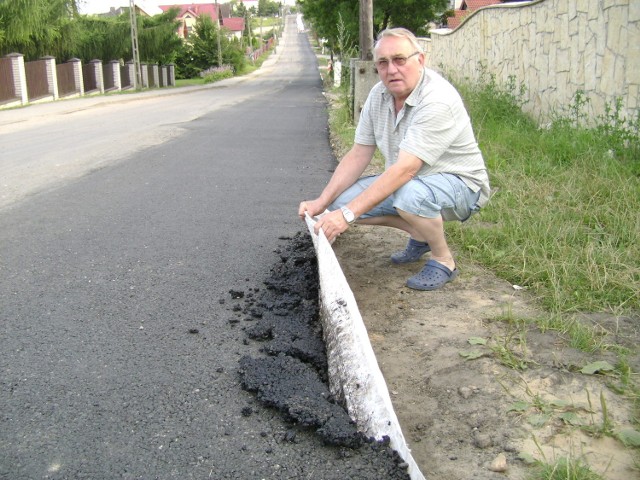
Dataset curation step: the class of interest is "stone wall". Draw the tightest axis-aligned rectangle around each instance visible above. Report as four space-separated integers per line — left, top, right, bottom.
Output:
421 0 639 125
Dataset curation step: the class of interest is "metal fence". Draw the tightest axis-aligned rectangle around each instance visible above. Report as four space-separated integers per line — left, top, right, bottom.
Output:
82 63 97 92
2 53 176 109
25 59 49 101
120 64 132 89
0 57 16 104
103 64 115 91
56 62 77 97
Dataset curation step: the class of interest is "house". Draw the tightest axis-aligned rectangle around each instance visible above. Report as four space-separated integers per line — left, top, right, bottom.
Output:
222 17 246 39
446 0 503 29
101 1 163 17
159 3 245 39
159 4 219 38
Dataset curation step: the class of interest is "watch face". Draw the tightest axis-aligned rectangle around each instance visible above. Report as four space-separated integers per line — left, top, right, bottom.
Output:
342 207 355 223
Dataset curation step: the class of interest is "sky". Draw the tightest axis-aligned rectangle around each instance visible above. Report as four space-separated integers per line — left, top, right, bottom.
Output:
77 1 204 15
77 0 295 15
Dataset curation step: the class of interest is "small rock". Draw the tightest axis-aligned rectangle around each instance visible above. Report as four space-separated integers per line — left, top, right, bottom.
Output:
458 386 472 399
473 433 493 449
489 453 508 472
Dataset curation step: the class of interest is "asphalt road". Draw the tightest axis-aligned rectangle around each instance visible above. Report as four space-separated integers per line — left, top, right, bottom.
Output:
0 17 409 480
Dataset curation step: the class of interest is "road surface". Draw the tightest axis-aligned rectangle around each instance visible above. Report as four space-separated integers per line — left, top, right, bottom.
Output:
0 16 409 480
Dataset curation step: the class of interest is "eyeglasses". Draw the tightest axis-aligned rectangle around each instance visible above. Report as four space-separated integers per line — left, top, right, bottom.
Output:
375 51 420 70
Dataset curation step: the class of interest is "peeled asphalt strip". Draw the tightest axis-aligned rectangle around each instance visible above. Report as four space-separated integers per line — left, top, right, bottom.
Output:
305 215 426 480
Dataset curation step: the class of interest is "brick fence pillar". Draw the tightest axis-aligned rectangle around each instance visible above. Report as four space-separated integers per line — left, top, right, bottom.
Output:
124 61 136 89
160 65 168 87
7 53 28 105
167 64 175 86
68 58 84 95
150 64 159 88
108 60 121 91
90 59 105 94
140 63 149 88
42 56 59 100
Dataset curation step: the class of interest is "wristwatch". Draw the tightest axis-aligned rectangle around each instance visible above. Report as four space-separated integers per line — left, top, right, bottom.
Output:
340 206 356 224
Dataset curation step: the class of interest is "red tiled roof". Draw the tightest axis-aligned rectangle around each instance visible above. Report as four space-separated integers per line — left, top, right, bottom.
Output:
462 0 502 9
447 10 470 29
222 17 244 32
447 0 502 29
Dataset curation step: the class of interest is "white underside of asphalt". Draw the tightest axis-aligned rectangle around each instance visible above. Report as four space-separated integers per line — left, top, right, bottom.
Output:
305 215 425 480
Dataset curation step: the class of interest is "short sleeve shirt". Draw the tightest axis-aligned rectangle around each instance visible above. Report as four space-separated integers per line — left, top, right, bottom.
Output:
355 68 490 207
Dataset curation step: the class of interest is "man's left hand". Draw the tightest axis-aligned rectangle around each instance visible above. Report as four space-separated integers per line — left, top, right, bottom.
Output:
314 209 349 242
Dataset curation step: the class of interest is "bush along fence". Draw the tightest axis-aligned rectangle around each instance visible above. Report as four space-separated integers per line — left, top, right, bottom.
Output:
0 53 176 110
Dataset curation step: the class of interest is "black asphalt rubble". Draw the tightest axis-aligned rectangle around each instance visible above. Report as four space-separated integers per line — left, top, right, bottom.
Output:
235 232 411 478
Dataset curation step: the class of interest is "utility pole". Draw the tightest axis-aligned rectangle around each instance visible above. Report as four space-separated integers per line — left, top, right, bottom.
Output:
247 11 254 63
215 0 222 66
359 0 373 60
129 0 142 88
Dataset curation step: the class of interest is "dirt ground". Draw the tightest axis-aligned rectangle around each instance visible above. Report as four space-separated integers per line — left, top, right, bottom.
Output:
332 225 639 480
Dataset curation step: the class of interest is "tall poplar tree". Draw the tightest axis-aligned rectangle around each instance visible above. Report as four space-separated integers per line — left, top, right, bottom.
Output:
298 0 449 53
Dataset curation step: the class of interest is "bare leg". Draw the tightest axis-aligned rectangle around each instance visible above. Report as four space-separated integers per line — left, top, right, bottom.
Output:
357 210 454 271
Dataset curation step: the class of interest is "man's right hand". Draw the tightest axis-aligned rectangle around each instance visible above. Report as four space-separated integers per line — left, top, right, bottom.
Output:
298 199 326 220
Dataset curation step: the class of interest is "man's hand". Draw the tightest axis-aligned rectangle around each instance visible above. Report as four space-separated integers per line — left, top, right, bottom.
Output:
313 209 349 242
298 199 326 220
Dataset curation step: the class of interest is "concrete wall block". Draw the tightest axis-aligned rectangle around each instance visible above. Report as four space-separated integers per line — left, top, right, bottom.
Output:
626 23 640 85
426 0 637 125
628 84 638 109
630 1 640 21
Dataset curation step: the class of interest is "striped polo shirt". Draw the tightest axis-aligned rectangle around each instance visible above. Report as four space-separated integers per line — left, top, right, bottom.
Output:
355 68 491 207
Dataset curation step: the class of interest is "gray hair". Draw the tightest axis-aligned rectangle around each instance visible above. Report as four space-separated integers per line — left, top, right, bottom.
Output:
374 28 424 56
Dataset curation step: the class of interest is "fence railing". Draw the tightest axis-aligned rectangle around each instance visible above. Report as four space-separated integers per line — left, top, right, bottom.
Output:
1 53 176 109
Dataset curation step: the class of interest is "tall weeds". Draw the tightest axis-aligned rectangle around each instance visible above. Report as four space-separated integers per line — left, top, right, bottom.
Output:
449 71 639 316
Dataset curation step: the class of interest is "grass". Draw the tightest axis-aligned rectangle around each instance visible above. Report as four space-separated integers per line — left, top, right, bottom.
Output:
528 456 605 480
175 78 206 87
448 74 639 317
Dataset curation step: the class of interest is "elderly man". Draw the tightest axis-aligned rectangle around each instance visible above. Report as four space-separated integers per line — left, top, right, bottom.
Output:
299 28 490 291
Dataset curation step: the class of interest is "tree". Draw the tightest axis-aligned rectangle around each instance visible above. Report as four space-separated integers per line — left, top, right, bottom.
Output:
298 0 358 57
299 0 449 55
0 2 182 63
137 8 182 64
258 0 281 17
374 0 449 35
174 14 246 78
0 0 80 59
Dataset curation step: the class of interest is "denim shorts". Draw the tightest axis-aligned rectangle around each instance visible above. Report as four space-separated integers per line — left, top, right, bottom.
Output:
329 173 481 222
